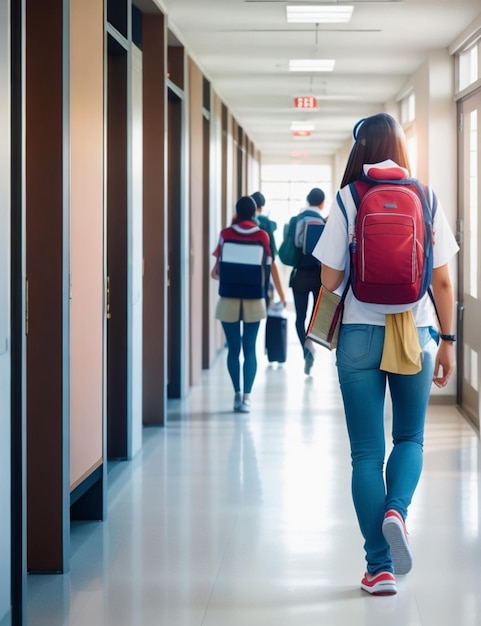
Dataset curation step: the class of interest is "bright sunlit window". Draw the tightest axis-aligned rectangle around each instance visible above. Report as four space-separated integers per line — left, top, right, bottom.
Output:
260 164 332 248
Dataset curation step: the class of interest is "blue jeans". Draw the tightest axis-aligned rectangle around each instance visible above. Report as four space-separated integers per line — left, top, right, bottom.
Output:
222 321 260 394
336 324 436 575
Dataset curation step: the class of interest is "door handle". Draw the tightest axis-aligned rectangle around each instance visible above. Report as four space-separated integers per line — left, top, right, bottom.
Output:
25 278 29 335
106 275 112 319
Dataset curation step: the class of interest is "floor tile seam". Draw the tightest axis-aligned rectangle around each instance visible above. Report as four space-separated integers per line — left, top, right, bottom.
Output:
199 516 241 625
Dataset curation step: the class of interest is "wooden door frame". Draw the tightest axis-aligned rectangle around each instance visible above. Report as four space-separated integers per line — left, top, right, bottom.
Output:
106 31 129 458
167 83 188 399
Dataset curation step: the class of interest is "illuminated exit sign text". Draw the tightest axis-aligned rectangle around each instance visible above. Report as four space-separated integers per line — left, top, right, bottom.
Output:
294 96 317 109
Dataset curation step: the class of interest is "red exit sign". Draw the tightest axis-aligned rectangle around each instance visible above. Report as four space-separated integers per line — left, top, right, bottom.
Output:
294 96 317 109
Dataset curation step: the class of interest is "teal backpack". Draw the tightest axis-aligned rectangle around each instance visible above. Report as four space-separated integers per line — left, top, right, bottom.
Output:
256 214 278 257
279 210 325 267
278 216 302 266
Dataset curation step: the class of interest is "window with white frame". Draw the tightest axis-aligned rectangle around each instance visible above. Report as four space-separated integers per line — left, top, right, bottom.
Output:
458 41 479 92
399 91 417 175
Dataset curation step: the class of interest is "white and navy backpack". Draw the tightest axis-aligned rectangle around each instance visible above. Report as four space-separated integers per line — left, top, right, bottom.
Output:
218 236 270 299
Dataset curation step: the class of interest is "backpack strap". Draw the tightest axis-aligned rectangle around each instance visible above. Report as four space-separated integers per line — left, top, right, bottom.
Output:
337 187 358 241
337 190 348 223
427 286 444 335
409 179 434 222
349 180 370 208
423 184 437 221
419 185 441 327
301 208 326 220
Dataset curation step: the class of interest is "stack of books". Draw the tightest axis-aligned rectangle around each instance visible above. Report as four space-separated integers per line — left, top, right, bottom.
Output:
306 287 344 350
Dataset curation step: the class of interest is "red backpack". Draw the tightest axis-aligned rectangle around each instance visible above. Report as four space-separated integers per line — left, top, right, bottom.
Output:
342 171 436 305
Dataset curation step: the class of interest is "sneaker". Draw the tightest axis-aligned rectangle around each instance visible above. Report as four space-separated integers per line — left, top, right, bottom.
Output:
382 509 412 575
233 393 243 411
238 400 250 413
361 571 397 596
304 349 314 375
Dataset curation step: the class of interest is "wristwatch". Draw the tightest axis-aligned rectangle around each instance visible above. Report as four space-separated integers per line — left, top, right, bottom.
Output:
440 334 456 342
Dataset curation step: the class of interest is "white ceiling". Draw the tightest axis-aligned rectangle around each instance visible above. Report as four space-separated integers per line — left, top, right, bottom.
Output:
143 0 481 159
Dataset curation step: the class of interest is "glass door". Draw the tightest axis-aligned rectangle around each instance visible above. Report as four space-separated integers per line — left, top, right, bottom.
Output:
458 88 481 430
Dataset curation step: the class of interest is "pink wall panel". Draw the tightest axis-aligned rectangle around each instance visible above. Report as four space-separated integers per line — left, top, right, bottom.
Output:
70 0 104 488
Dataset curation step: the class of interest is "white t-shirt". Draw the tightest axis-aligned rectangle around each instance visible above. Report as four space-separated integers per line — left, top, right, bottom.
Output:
312 169 459 326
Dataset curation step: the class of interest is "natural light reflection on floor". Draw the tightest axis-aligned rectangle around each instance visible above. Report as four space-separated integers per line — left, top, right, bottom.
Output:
27 307 481 625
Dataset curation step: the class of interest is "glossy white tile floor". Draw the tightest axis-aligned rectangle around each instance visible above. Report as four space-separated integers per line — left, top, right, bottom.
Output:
27 312 481 625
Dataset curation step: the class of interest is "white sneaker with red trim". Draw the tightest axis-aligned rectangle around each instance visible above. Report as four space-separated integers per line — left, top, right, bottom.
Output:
361 571 397 596
382 509 413 575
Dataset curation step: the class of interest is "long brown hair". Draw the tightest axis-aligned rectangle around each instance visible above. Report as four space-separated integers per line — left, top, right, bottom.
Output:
340 113 411 188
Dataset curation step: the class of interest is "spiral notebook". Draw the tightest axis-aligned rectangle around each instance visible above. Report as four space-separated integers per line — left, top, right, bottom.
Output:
306 285 347 350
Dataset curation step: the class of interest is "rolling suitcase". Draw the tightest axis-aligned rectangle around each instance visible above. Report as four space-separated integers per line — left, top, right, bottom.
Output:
265 302 287 363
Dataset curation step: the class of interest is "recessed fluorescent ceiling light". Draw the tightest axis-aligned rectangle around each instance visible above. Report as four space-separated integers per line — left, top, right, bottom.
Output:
291 123 315 131
286 5 354 23
289 59 335 72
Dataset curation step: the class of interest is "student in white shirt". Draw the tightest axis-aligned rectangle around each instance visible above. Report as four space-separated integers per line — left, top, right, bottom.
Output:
313 113 458 596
